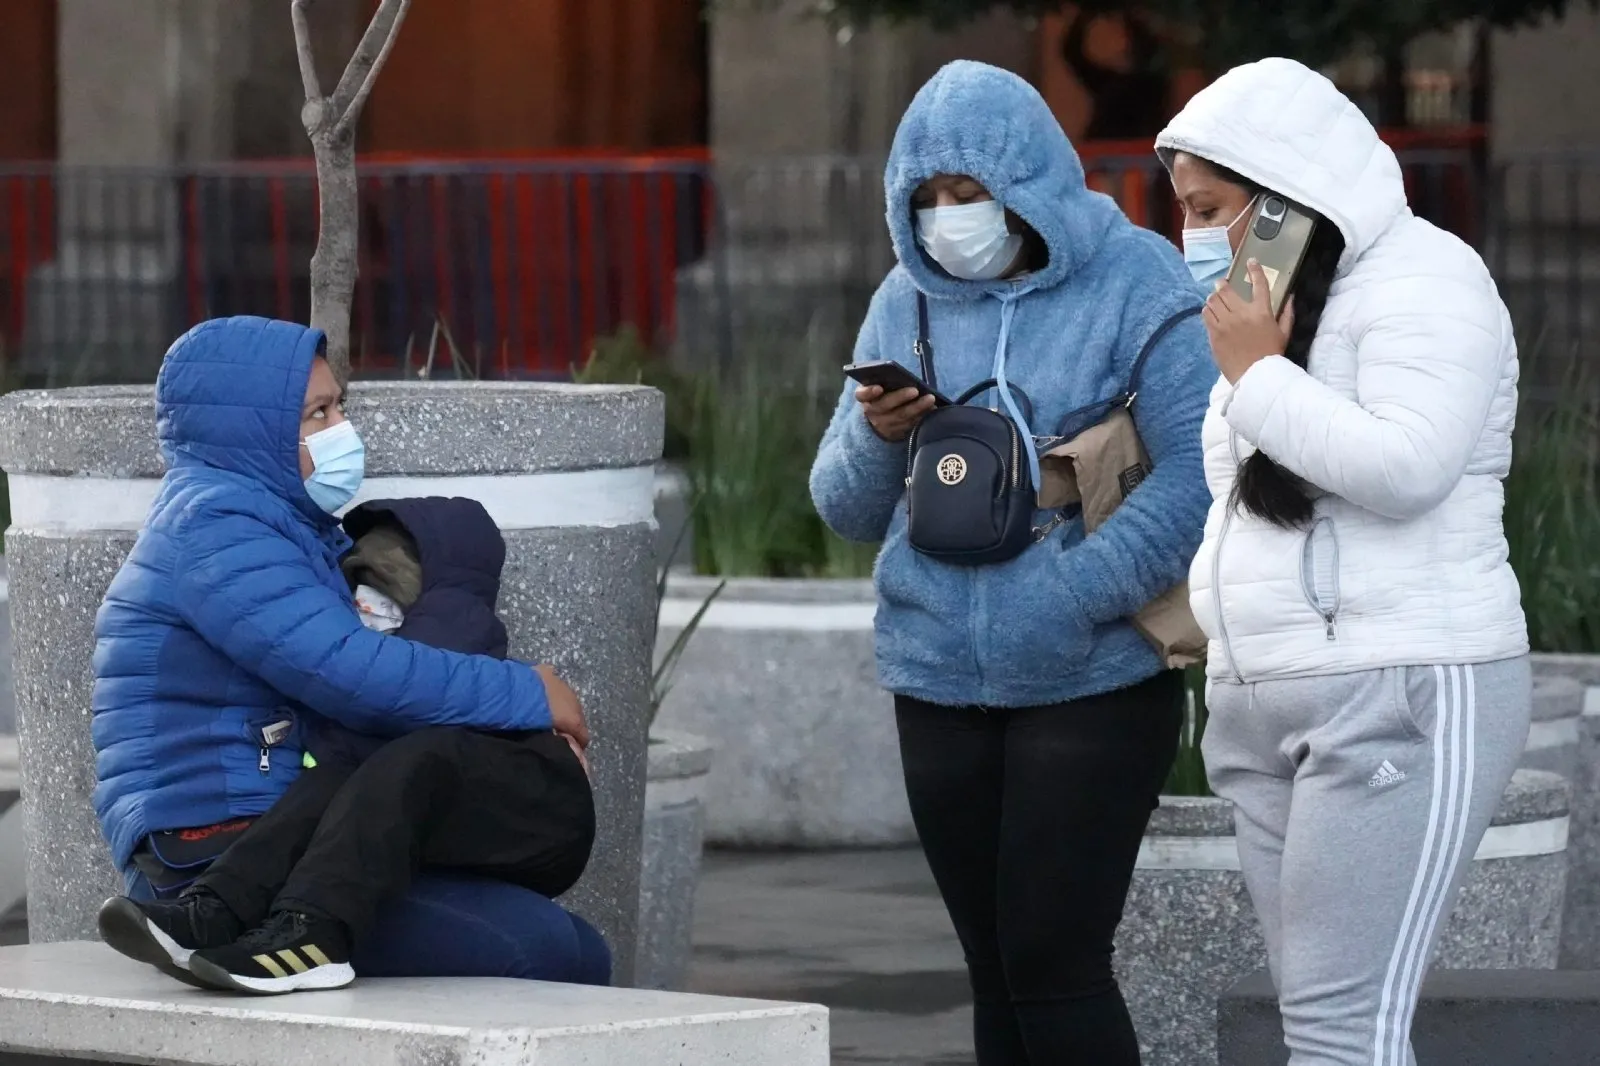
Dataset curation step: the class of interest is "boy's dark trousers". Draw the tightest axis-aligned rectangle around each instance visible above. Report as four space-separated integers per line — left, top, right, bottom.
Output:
192 728 594 942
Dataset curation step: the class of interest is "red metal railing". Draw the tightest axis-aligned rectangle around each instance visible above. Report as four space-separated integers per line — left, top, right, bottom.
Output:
0 132 1486 381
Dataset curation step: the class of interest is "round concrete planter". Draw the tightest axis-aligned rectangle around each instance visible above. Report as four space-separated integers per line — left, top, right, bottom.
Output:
652 574 914 848
1526 673 1583 777
1117 769 1570 1066
635 731 714 991
0 381 662 981
1533 652 1600 969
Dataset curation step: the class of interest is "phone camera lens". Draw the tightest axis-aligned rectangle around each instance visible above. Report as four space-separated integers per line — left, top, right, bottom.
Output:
1264 196 1287 218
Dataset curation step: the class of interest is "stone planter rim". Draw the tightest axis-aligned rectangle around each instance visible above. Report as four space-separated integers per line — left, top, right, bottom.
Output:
0 381 664 478
1532 674 1585 722
662 570 874 604
647 730 715 780
1531 651 1600 688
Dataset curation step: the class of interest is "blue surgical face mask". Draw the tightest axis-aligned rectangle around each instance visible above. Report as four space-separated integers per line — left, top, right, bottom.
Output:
915 201 1024 282
1181 196 1257 286
301 419 365 514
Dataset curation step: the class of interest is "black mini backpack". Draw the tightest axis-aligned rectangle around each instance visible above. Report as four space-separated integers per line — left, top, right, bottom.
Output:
904 292 1037 566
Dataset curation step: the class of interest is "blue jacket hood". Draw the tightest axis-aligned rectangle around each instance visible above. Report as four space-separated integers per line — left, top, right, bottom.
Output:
155 316 332 529
886 60 1121 301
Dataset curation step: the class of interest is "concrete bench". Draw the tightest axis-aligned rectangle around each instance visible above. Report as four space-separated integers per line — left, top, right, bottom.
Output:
1219 967 1600 1066
0 942 829 1065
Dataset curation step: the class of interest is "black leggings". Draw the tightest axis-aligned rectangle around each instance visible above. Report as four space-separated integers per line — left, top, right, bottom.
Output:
895 671 1183 1066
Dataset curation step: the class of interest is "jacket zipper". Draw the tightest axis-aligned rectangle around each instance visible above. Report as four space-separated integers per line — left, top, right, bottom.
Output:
1300 516 1341 641
258 718 293 776
1212 430 1244 681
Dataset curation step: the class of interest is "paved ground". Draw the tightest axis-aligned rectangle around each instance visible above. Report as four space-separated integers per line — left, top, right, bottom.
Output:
688 848 975 1066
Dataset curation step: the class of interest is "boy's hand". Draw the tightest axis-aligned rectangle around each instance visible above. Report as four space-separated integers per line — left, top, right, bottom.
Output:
535 664 590 749
556 731 592 780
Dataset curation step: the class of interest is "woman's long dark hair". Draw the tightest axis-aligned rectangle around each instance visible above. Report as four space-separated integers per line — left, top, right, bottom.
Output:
1203 161 1347 529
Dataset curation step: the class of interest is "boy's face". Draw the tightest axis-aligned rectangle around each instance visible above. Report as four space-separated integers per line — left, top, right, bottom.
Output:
298 357 348 480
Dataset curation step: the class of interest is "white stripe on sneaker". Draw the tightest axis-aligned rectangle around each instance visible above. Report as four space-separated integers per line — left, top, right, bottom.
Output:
1372 665 1456 1066
145 917 194 968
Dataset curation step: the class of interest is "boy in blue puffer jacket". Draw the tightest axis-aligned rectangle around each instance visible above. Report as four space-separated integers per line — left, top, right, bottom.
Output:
90 317 598 993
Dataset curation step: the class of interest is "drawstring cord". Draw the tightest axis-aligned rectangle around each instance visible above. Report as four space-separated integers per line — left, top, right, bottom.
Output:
991 289 1042 496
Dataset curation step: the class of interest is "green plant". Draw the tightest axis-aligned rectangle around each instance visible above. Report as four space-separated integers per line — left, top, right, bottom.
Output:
1163 665 1212 797
1503 361 1600 654
573 326 695 461
650 511 727 729
685 360 878 579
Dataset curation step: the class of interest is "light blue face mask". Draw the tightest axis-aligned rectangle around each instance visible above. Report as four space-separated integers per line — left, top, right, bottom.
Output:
1181 197 1257 287
301 419 365 514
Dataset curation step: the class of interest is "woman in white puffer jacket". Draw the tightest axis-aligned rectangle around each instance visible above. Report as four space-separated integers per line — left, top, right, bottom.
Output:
1157 59 1530 1066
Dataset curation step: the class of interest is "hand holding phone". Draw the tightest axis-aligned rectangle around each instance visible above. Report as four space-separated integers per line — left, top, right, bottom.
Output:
1204 258 1297 384
844 361 946 443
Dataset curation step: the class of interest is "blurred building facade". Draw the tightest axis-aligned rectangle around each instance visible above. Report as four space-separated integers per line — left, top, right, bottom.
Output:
0 0 1595 383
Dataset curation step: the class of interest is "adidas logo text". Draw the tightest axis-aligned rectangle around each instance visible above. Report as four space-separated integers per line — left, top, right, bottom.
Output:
1368 760 1407 788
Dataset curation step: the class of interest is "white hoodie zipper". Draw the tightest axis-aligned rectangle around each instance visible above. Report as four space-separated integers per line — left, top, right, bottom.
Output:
1211 430 1244 682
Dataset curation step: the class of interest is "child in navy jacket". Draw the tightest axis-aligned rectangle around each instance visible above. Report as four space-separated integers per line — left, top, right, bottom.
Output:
98 497 596 994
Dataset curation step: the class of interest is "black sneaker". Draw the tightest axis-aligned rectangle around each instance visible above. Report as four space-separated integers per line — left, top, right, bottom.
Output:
188 909 354 995
97 892 243 988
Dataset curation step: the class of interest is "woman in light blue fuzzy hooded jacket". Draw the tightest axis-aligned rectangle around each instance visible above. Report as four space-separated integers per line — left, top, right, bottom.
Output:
810 62 1214 1065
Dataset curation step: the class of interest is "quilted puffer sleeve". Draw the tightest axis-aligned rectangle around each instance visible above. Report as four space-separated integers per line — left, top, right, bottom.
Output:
167 504 551 736
1222 267 1510 520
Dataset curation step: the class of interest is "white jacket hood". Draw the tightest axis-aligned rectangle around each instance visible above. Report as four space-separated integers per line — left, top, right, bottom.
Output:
1156 58 1407 268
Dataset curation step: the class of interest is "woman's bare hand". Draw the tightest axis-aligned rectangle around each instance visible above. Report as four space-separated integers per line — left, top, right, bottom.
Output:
1202 259 1296 384
859 385 936 443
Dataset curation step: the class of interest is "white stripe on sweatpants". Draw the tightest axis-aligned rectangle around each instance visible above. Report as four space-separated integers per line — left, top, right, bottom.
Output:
1371 664 1474 1066
1391 666 1478 1064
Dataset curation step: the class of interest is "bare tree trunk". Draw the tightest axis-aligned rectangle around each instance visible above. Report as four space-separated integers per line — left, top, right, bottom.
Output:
292 0 410 383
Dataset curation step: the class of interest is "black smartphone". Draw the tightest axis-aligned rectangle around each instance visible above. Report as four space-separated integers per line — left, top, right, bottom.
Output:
1225 194 1317 318
843 361 952 406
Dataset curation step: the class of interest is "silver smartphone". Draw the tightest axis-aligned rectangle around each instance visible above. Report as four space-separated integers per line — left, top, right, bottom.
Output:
1226 194 1317 318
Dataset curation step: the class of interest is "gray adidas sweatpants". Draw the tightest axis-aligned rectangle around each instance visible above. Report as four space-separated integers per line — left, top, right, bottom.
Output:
1203 657 1532 1066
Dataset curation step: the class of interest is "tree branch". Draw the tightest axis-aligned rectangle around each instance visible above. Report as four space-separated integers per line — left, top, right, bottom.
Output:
290 0 323 103
332 0 412 137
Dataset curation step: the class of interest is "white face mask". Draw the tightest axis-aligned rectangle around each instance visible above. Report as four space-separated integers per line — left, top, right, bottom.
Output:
915 201 1024 282
1181 196 1257 286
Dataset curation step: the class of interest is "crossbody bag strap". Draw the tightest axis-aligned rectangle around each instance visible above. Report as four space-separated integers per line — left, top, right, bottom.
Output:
914 291 937 390
1124 305 1202 406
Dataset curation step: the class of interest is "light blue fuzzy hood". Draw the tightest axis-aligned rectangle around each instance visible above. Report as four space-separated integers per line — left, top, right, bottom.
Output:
885 60 1122 301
